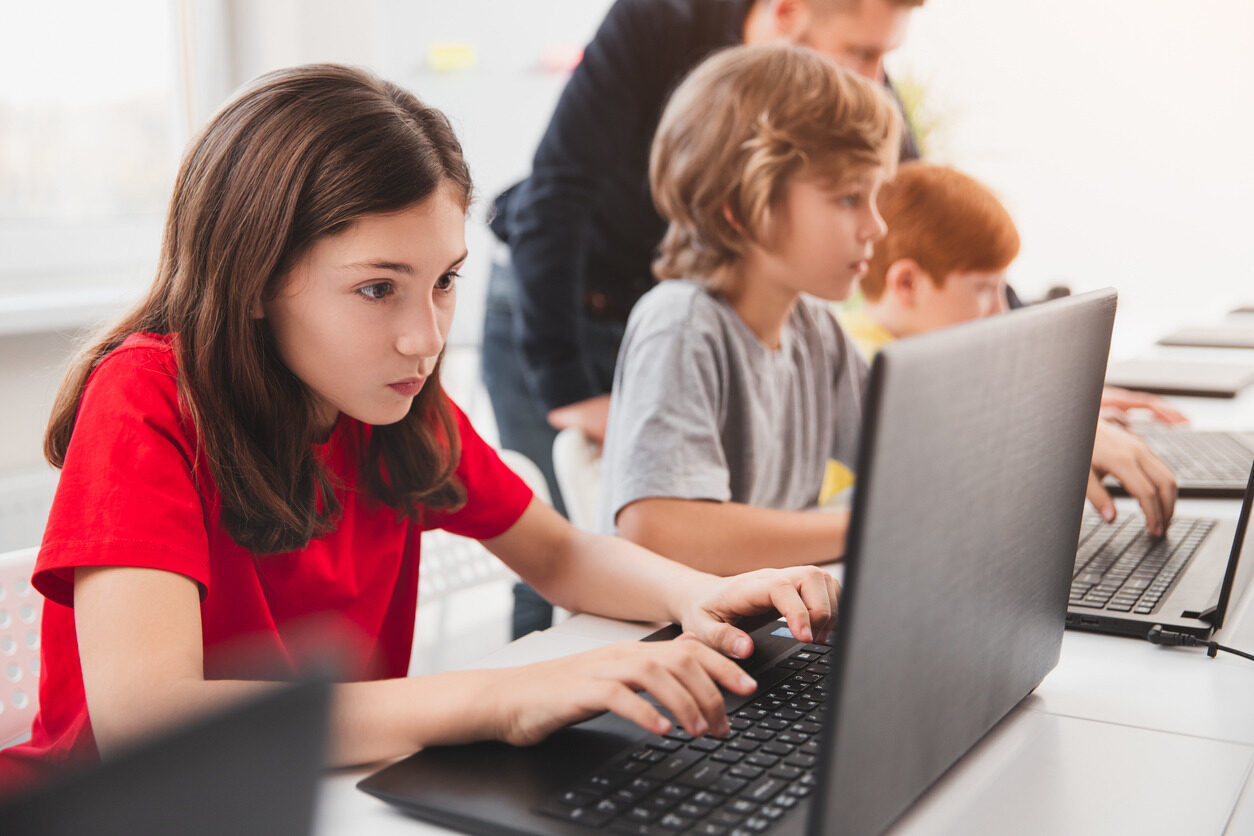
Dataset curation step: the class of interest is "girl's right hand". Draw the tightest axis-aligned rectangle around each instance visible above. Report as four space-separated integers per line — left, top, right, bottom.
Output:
490 636 758 746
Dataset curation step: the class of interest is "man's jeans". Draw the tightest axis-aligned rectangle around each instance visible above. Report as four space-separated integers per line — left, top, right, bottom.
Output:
480 252 625 638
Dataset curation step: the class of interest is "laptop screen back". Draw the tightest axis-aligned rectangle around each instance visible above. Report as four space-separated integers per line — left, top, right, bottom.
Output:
811 290 1116 836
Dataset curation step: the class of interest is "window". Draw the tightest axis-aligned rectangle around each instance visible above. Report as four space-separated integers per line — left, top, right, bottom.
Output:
0 1 183 302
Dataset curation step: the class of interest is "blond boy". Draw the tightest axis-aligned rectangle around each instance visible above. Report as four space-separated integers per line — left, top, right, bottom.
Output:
598 43 899 572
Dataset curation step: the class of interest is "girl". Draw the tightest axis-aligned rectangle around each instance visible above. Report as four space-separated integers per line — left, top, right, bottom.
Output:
0 64 837 792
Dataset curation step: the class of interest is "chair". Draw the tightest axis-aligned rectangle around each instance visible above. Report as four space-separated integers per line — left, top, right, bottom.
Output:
552 427 603 531
0 547 41 748
411 449 553 675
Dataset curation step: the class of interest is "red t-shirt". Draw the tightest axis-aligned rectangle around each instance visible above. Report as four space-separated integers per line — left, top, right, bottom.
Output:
0 332 532 793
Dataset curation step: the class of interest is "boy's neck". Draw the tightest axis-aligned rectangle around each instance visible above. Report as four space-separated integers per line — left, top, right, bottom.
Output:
714 261 800 351
862 298 911 340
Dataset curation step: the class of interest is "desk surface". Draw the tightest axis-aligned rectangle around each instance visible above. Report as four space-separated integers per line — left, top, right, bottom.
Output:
316 368 1254 835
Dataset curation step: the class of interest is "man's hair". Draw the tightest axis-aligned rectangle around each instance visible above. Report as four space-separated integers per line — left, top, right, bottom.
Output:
650 43 902 282
860 162 1020 301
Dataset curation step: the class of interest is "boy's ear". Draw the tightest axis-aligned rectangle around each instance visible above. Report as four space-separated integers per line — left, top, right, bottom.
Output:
884 259 924 308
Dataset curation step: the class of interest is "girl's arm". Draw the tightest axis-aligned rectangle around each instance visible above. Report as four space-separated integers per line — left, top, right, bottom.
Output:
75 564 762 765
615 498 849 575
484 498 841 658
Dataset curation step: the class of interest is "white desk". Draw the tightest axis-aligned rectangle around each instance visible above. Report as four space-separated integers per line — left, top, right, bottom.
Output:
315 377 1254 835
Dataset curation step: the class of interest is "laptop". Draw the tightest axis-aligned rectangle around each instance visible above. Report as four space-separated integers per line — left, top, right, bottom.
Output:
1068 456 1254 640
0 680 330 836
1104 425 1254 498
1105 358 1254 398
1158 324 1254 349
359 290 1116 836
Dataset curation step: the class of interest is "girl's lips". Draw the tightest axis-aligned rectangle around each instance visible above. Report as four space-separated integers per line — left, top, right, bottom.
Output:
388 378 425 397
851 260 869 274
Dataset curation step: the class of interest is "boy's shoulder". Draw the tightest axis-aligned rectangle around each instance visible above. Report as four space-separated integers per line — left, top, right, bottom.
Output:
628 279 739 339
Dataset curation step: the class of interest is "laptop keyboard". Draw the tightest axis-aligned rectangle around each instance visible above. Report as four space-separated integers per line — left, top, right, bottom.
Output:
536 642 830 834
1070 514 1214 614
1137 428 1253 483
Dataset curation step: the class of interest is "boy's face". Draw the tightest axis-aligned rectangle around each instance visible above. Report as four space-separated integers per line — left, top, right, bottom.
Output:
764 167 888 302
912 267 1008 332
261 183 466 434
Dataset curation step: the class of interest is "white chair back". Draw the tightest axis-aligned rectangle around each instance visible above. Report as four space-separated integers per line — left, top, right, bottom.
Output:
552 428 603 531
0 547 41 747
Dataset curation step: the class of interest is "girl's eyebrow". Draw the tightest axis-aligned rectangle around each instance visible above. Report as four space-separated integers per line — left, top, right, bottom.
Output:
340 251 468 274
339 259 413 274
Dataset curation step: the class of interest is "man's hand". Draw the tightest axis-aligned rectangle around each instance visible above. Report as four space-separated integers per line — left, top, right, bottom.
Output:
548 394 613 446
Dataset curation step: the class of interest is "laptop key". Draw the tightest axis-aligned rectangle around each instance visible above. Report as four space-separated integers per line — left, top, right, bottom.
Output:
645 749 704 780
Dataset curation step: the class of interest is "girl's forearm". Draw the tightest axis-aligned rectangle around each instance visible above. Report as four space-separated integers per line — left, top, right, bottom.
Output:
94 669 507 768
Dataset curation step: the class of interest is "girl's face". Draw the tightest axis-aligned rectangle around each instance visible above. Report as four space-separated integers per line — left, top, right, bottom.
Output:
262 183 467 434
763 167 888 302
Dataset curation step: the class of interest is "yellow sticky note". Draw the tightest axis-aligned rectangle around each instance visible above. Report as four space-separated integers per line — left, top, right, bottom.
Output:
427 43 476 73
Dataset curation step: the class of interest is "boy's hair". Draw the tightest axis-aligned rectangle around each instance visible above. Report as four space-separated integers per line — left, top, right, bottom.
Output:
650 43 903 282
46 64 470 554
860 162 1020 301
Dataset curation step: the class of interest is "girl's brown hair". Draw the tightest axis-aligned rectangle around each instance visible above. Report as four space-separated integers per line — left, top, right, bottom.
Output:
45 64 470 554
650 43 902 282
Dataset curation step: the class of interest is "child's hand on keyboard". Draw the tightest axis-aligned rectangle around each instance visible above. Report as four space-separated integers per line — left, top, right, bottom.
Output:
488 637 755 746
675 567 840 659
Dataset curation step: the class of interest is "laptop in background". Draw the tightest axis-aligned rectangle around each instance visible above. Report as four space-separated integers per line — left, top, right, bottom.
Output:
1102 425 1254 499
0 681 330 836
359 289 1115 836
1068 459 1254 640
1105 358 1254 398
1158 324 1254 349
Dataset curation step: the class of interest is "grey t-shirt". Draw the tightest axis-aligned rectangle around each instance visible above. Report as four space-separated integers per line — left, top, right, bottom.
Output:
599 279 869 533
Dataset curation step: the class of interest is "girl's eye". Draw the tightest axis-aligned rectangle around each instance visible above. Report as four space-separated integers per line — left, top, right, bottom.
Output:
838 193 863 208
435 271 460 292
358 282 393 300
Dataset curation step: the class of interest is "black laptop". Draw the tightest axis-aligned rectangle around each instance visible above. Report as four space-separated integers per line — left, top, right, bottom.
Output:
1068 456 1254 640
0 680 330 836
359 290 1116 836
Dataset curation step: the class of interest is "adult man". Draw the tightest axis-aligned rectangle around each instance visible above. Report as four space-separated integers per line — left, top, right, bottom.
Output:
483 0 924 636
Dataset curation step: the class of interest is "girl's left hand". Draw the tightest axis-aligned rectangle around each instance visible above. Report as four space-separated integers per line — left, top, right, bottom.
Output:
676 567 840 660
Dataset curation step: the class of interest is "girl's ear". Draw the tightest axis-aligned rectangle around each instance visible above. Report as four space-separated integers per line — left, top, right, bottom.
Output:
251 298 265 319
884 259 927 309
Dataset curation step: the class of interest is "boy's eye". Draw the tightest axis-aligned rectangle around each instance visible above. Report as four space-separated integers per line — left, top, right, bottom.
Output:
435 271 460 292
358 282 393 300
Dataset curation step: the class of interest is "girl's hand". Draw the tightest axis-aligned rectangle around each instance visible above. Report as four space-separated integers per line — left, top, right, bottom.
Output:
490 637 758 746
677 567 840 661
1100 386 1189 427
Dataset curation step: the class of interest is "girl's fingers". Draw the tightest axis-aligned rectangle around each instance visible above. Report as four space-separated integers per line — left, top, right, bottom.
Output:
792 569 836 637
623 657 710 738
602 682 672 736
767 580 814 644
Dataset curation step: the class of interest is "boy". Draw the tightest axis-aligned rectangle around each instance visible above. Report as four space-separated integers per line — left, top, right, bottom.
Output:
598 43 898 572
843 162 1178 535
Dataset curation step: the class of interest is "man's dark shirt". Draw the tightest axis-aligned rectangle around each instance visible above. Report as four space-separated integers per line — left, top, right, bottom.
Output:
491 0 919 411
